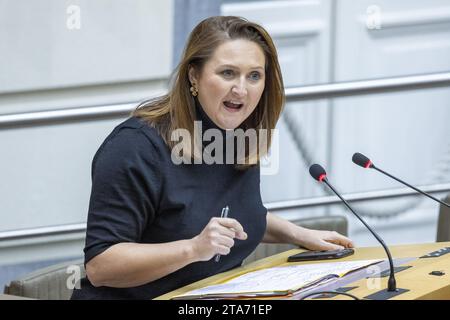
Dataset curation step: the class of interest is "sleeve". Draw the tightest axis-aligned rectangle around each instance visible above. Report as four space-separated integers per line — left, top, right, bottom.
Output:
83 128 162 264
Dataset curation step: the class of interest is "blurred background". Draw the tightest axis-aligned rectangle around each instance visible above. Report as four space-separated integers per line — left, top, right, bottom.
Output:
1 0 450 290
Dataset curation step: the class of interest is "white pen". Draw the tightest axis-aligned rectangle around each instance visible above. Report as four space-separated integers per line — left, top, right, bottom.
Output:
214 206 230 263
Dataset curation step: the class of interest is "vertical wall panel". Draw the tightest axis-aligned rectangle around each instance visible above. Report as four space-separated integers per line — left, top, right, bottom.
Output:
222 0 333 205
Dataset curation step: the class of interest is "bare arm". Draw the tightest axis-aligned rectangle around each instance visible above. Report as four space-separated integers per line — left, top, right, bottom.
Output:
262 211 354 251
86 217 247 288
86 240 196 288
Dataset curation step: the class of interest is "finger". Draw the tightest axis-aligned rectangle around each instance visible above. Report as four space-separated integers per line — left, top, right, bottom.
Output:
218 218 247 239
216 235 235 249
227 231 247 240
321 241 345 251
328 232 354 248
218 218 244 232
216 244 231 256
215 225 236 239
235 231 248 240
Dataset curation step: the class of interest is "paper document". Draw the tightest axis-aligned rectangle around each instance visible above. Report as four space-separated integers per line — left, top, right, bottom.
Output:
173 259 382 299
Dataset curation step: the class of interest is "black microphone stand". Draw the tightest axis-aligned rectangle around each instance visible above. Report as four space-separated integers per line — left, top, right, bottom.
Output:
371 164 450 208
322 178 409 299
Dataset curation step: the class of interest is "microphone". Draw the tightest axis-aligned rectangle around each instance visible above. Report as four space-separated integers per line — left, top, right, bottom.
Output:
352 152 450 208
309 164 401 295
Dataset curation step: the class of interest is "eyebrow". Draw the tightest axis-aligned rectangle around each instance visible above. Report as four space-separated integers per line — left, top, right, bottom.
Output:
219 64 265 71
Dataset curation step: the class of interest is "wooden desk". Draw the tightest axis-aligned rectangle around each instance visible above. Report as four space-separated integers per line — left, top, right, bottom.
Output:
156 242 450 300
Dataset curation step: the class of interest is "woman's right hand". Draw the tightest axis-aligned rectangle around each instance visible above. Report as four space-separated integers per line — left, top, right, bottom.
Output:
191 217 248 261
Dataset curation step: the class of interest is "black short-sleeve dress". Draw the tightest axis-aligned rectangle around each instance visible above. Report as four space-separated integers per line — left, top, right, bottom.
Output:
71 105 267 299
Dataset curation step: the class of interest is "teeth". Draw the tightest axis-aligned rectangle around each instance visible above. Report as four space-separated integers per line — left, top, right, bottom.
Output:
224 100 242 104
224 101 242 109
225 101 242 106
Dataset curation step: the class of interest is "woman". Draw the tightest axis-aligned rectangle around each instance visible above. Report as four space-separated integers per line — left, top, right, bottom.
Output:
71 16 353 300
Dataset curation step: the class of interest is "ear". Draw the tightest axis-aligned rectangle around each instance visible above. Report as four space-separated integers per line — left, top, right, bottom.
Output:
188 65 198 85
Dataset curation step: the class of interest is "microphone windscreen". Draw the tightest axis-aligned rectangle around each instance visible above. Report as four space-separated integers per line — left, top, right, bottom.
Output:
352 152 372 168
309 164 327 181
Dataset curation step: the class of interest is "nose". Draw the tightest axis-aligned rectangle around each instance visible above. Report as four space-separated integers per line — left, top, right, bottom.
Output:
231 78 247 98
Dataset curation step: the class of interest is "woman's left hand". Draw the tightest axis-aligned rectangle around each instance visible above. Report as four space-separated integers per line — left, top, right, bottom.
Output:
297 228 354 251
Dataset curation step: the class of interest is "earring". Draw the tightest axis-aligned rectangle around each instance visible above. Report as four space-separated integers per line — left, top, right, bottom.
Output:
190 84 198 97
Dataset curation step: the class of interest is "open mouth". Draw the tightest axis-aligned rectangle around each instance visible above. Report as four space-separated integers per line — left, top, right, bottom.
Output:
223 101 243 111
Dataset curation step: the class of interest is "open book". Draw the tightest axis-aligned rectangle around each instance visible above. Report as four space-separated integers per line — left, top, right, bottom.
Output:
172 259 383 300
